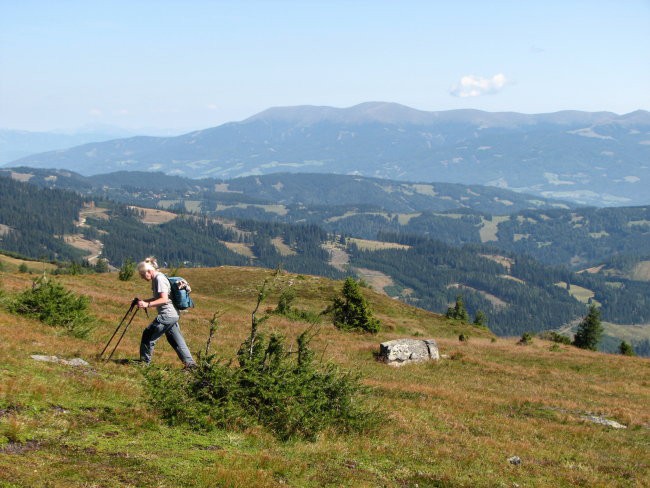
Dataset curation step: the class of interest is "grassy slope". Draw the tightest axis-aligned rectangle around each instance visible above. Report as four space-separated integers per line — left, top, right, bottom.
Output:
1 267 648 488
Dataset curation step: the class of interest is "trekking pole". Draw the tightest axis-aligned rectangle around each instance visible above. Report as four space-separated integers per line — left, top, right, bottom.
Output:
100 298 140 360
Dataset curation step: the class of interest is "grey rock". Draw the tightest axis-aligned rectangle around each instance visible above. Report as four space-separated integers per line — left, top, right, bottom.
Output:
508 456 522 465
31 355 90 367
378 339 439 366
581 415 627 429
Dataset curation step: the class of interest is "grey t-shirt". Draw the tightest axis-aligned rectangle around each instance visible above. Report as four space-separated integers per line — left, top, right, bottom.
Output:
151 273 179 323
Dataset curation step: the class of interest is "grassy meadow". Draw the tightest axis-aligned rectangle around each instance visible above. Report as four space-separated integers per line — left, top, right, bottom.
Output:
0 266 648 487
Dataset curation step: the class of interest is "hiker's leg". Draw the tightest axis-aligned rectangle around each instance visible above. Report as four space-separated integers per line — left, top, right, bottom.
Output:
140 319 167 363
165 323 195 365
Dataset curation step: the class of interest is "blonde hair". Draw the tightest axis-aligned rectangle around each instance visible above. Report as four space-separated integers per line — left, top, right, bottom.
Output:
137 256 159 274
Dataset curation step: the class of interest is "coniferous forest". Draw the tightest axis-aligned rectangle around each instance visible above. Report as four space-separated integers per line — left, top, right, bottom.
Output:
2 172 650 353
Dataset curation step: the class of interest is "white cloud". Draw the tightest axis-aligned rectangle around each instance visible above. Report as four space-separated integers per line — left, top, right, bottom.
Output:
450 73 509 98
89 108 103 117
206 104 218 110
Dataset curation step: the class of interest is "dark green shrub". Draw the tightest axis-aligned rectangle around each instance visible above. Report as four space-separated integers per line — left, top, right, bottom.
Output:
145 282 380 441
94 258 109 273
538 331 572 345
330 277 380 333
118 258 136 281
18 263 28 273
8 277 95 338
446 295 469 322
619 341 635 356
144 327 379 441
473 310 487 327
274 288 321 324
519 332 534 345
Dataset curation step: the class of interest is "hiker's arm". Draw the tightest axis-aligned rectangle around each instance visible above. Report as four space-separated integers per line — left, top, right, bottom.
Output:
138 292 169 309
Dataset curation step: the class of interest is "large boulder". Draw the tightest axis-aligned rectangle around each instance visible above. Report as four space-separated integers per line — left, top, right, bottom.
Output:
378 339 439 366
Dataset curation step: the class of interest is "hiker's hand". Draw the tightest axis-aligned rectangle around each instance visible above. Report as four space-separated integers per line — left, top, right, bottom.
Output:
137 299 149 309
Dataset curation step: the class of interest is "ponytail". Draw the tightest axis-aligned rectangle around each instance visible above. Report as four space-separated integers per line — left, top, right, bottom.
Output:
137 256 159 274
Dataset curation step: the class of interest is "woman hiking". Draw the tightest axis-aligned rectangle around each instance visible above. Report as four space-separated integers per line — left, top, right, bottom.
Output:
136 257 196 368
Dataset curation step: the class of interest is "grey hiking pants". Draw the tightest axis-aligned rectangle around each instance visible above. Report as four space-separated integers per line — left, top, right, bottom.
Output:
140 317 195 365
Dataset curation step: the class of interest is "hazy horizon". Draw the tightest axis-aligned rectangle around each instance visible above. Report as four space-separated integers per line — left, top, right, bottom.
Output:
2 1 649 133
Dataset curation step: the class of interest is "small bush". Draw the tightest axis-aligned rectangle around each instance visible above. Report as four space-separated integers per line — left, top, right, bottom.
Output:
8 277 95 338
619 341 635 356
274 288 321 324
538 331 572 345
118 258 136 281
446 295 469 322
473 310 487 327
144 328 379 441
518 332 534 345
146 282 380 441
458 333 469 342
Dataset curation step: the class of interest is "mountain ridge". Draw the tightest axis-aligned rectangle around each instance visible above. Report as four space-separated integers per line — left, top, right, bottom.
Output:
6 102 650 206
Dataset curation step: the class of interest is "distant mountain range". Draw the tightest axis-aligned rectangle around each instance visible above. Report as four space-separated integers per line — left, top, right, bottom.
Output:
5 102 650 206
0 127 137 164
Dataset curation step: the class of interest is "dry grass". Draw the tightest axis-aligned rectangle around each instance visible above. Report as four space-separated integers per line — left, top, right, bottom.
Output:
556 281 596 304
321 242 350 271
127 206 177 225
62 234 103 263
0 266 648 487
479 215 510 243
348 238 411 251
0 255 58 273
78 204 110 224
631 261 650 281
271 237 296 256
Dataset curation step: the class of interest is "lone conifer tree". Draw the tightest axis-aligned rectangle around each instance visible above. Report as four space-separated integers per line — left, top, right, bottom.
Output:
331 277 380 333
573 305 603 351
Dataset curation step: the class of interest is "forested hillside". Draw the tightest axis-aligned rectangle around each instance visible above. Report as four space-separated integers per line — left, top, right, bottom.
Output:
6 169 648 271
2 174 650 353
1 167 571 214
0 177 88 261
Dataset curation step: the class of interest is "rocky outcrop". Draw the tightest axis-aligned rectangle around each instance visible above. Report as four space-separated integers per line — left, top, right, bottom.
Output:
378 339 439 366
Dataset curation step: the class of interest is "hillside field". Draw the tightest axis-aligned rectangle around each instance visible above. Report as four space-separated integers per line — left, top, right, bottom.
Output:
0 267 648 487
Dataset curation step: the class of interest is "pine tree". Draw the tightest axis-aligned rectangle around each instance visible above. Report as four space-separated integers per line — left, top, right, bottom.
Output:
573 305 603 351
331 277 380 333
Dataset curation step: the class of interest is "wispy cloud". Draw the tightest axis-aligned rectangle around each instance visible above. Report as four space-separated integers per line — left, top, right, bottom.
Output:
89 108 103 117
450 73 509 98
206 104 218 111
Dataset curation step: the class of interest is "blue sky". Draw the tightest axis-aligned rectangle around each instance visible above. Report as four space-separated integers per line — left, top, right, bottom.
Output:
1 0 649 133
